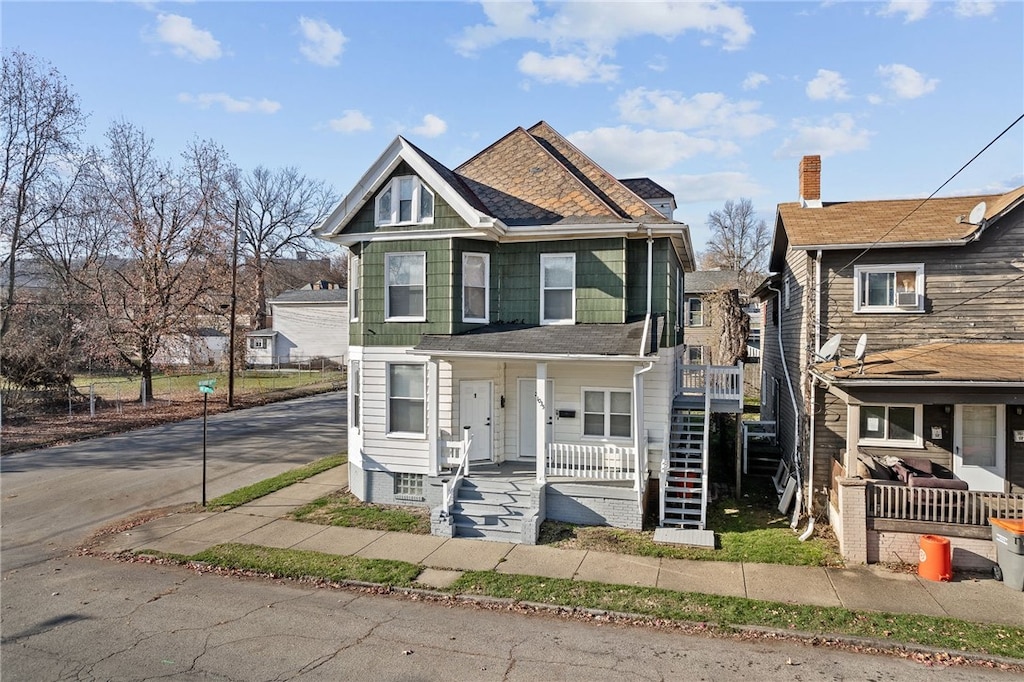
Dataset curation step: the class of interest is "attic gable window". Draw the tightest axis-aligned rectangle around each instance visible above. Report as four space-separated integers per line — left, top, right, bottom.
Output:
375 175 434 226
854 264 924 313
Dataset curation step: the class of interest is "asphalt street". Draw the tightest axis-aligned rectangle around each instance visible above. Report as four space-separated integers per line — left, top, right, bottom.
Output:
1 391 1019 680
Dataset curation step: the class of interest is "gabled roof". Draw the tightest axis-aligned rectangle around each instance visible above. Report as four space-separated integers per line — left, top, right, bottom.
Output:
686 270 741 294
770 185 1024 272
317 121 685 248
270 288 347 304
619 177 676 205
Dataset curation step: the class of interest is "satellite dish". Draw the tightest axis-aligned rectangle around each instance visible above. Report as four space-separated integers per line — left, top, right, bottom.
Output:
815 333 842 365
854 333 868 375
968 201 986 226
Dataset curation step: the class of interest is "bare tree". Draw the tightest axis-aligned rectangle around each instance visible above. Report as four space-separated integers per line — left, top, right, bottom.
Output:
0 50 87 341
699 198 770 291
87 121 233 399
709 287 750 366
233 166 337 328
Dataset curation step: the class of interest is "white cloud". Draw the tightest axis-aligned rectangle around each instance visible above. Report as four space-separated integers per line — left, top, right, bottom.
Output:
328 110 372 133
518 52 619 85
742 72 769 90
568 126 733 176
954 0 996 17
647 55 668 73
663 172 767 204
177 93 281 114
776 114 873 158
298 17 346 67
877 63 938 99
410 114 447 138
616 87 774 138
455 1 754 55
878 1 931 22
806 69 850 101
154 13 222 61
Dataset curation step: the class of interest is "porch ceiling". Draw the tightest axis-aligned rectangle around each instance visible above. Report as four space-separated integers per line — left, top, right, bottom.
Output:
812 342 1024 386
415 318 663 359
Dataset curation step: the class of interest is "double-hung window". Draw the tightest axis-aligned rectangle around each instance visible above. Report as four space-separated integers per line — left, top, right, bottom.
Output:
462 253 489 323
858 404 922 447
375 176 434 226
387 363 425 435
540 253 575 324
583 389 632 439
854 264 924 312
349 254 360 321
249 337 267 350
687 297 704 326
385 252 426 321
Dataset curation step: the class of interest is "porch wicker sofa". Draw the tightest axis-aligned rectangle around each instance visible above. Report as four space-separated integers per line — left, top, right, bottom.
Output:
856 454 969 490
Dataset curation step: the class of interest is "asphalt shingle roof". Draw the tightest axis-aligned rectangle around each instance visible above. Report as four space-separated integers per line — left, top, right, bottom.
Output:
414 318 661 357
813 342 1024 384
270 289 347 304
686 270 741 294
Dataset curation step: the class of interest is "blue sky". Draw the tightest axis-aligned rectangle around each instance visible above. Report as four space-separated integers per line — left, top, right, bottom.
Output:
5 1 1023 252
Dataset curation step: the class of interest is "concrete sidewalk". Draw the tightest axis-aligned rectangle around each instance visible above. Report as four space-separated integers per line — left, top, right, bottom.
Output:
95 467 1024 628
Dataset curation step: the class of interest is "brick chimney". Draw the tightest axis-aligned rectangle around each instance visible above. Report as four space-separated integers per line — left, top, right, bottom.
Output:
799 155 822 207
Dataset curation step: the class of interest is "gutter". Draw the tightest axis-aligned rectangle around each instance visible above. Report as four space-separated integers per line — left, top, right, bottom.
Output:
768 281 804 528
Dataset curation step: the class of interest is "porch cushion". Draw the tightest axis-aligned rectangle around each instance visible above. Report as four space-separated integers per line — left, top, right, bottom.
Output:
902 457 934 476
907 475 969 490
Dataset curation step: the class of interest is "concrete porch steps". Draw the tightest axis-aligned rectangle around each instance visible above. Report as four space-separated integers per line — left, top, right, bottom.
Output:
451 478 533 543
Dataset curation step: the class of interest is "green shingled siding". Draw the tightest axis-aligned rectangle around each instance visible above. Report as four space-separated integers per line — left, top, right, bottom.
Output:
354 238 453 346
626 238 679 348
342 161 470 236
493 238 626 325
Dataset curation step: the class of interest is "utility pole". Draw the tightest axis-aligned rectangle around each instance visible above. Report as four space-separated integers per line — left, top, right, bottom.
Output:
228 199 239 407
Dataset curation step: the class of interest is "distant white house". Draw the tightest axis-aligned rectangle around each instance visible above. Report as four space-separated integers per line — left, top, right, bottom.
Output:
246 282 348 367
155 327 228 367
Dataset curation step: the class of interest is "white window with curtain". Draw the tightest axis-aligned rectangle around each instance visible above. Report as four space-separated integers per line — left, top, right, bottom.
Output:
385 252 426 321
540 253 575 325
349 254 360 321
854 264 924 312
375 176 434 226
582 388 632 439
857 404 922 447
462 252 489 323
387 363 425 436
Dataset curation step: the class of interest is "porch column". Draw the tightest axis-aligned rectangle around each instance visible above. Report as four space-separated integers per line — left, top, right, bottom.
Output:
427 358 440 476
536 362 548 485
633 370 645 491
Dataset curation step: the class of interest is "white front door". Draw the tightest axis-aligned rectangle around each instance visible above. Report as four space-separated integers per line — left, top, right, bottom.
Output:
459 380 492 462
954 404 1006 492
518 378 552 459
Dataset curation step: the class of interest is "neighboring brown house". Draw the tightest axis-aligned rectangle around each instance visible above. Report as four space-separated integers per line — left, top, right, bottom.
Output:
756 154 1024 568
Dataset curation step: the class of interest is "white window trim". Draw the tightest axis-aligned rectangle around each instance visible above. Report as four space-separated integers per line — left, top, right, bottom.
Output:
350 254 360 322
249 337 268 350
856 404 924 448
853 263 925 313
686 345 705 365
687 297 704 327
386 362 426 438
581 387 633 441
374 175 435 227
540 253 576 325
350 360 361 431
385 252 427 322
462 252 490 323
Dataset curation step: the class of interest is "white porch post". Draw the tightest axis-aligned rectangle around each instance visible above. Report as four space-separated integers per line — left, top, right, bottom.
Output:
633 370 645 491
427 358 440 476
536 362 548 484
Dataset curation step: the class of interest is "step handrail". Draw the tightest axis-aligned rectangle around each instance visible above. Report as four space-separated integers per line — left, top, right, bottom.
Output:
442 428 473 517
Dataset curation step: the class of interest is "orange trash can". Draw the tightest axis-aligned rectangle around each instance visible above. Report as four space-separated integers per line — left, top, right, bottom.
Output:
919 534 952 582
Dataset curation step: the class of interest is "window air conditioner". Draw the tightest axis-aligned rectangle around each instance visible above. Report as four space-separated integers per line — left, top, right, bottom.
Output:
895 291 918 308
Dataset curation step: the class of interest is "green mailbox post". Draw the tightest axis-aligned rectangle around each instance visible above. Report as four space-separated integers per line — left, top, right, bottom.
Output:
198 379 216 506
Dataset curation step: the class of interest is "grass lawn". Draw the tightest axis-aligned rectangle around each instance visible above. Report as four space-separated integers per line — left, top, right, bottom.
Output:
175 543 1024 661
205 454 346 509
74 369 345 401
291 491 431 534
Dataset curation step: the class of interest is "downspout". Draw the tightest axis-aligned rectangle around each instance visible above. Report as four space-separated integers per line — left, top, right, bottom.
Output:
768 281 803 529
800 250 824 542
633 227 656 498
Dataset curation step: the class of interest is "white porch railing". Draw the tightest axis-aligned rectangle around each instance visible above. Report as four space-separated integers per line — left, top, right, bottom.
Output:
867 483 1024 525
676 364 744 410
546 443 637 480
440 428 473 516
